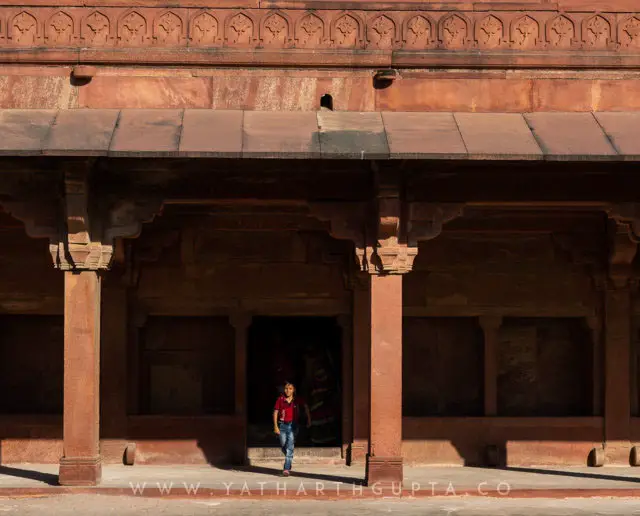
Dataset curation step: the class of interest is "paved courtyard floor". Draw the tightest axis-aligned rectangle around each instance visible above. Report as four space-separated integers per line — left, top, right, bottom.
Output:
1 496 640 515
1 463 640 498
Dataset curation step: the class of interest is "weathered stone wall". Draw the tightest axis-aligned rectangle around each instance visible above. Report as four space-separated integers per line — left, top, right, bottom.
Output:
132 224 352 316
3 67 640 111
406 233 597 316
401 230 602 465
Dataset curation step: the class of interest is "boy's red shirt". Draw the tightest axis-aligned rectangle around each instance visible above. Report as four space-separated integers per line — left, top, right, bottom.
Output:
274 395 305 423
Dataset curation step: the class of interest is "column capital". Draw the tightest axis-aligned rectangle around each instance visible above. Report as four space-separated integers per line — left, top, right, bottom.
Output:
479 315 503 331
229 312 252 330
586 314 602 332
337 314 352 330
54 164 163 271
309 195 462 276
1 165 163 271
358 201 463 275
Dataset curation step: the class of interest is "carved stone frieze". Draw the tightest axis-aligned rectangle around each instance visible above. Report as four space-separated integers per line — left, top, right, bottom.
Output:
0 7 638 56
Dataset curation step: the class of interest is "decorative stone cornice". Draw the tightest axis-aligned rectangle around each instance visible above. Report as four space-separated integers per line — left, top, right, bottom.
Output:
0 7 639 68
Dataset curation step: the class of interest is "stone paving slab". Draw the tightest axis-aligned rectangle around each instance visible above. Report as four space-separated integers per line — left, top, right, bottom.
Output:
1 464 640 498
4 496 640 516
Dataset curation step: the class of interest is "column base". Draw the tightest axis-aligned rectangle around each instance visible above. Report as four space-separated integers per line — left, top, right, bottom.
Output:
59 457 102 486
605 441 632 465
348 441 368 465
365 455 403 487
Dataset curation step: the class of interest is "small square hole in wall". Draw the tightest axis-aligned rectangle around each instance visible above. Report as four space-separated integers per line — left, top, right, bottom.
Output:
320 94 333 111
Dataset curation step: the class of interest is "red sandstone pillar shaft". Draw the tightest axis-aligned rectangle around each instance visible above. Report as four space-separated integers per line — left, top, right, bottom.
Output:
231 313 251 465
480 316 502 417
604 287 632 464
366 274 403 486
338 315 354 462
351 279 370 464
59 271 102 486
100 282 128 439
587 315 603 417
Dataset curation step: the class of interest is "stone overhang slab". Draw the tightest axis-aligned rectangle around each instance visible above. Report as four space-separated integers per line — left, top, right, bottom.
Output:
524 112 617 161
243 111 320 159
180 110 243 158
44 109 119 157
593 112 640 161
317 111 389 159
0 110 56 157
1 109 639 162
108 109 183 157
455 113 543 161
382 112 467 160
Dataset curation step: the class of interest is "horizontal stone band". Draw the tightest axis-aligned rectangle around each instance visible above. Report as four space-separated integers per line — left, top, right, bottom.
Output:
0 8 636 54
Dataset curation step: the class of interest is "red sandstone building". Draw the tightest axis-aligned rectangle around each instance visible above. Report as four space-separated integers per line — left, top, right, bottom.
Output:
1 0 640 488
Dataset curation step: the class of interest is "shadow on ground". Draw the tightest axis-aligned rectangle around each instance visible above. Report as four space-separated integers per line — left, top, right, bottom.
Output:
0 465 58 486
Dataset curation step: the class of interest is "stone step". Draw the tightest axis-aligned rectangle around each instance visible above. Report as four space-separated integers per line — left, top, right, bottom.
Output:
247 447 345 465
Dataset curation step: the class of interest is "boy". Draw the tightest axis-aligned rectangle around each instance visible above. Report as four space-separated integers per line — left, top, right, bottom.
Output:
273 382 311 476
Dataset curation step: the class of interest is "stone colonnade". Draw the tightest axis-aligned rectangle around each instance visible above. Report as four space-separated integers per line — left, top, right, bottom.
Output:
4 164 640 486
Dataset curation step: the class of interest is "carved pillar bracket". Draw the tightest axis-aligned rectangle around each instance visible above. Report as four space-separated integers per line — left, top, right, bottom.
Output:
309 195 462 276
53 164 164 271
606 204 640 288
308 202 368 248
357 201 463 275
608 221 638 289
608 203 640 244
407 202 465 247
0 171 61 255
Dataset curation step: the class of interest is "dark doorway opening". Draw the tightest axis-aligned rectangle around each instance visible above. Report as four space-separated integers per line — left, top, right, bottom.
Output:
247 316 342 447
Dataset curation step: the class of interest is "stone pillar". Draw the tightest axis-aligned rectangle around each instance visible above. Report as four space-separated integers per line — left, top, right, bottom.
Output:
59 271 102 486
338 315 353 462
100 281 128 439
603 218 637 464
230 313 251 464
587 315 604 417
351 278 370 464
50 165 162 484
311 191 462 482
366 274 403 486
480 316 502 417
604 287 633 463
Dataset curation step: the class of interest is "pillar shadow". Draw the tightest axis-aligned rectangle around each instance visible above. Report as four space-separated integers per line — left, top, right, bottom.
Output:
218 464 364 485
0 465 58 486
497 466 640 483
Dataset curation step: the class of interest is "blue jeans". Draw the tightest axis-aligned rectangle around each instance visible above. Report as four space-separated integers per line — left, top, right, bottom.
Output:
278 422 297 471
